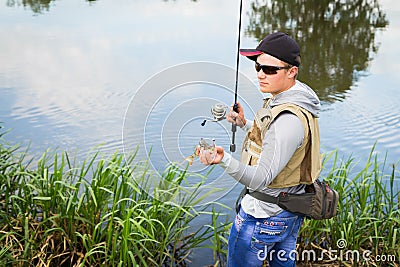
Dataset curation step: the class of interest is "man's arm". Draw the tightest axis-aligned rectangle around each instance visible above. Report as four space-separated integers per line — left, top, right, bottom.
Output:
219 113 304 190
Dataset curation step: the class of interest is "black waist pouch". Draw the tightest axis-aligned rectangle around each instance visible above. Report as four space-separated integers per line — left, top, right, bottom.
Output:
239 180 339 220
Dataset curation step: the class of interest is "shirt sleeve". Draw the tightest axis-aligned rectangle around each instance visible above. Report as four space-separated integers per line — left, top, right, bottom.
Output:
219 112 304 190
240 119 253 132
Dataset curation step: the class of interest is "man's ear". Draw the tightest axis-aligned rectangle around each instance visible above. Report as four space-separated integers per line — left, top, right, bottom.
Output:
288 66 298 78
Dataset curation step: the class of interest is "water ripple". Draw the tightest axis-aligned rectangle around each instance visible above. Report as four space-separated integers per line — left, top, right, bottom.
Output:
321 92 400 161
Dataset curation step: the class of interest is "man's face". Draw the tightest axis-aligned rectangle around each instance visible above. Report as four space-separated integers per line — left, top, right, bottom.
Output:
256 53 297 96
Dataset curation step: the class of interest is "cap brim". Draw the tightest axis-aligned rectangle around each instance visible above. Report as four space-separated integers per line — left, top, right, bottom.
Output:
239 49 262 61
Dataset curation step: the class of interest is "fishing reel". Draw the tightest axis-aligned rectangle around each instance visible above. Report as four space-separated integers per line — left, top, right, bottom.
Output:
201 103 229 126
200 102 238 152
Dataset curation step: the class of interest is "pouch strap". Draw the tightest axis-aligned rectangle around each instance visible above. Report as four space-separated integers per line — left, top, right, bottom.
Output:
235 186 281 213
248 191 280 205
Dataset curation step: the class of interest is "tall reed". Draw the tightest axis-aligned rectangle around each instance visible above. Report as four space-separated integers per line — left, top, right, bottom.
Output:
298 147 400 266
2 123 399 266
0 127 228 266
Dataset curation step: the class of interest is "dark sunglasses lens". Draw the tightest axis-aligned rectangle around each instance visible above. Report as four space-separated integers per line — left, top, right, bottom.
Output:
255 63 278 75
262 66 278 75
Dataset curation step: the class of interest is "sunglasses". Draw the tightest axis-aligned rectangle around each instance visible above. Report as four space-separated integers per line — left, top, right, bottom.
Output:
255 61 291 75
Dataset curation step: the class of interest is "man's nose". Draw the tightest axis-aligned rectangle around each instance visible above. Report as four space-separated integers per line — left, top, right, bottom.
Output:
257 70 266 78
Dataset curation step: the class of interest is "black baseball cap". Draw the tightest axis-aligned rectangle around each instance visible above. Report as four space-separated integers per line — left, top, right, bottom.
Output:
240 32 301 67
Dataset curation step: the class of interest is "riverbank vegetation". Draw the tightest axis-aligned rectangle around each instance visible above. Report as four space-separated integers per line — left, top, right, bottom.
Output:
0 128 230 266
1 126 399 266
298 149 399 266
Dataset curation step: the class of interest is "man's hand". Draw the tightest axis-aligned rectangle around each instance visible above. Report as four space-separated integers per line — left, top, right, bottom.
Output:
198 146 224 165
226 102 246 128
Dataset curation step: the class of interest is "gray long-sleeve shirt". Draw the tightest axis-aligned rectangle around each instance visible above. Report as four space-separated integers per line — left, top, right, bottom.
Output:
219 80 321 218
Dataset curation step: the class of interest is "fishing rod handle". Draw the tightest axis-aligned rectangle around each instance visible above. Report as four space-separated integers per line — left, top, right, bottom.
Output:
230 121 237 152
233 103 239 113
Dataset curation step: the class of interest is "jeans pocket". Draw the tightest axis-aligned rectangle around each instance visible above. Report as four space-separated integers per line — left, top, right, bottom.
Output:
250 218 292 252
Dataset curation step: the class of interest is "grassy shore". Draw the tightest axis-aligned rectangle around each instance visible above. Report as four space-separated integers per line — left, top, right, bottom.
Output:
0 128 230 266
0 127 399 266
298 149 399 266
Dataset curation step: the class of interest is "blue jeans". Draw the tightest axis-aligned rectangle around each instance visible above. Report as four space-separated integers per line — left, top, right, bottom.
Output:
227 207 304 267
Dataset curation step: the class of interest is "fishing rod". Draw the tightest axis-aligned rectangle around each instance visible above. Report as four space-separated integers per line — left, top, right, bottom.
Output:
230 0 243 152
200 0 243 153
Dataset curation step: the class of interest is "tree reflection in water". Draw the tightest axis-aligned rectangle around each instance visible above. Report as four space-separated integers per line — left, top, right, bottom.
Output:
6 0 95 13
7 0 389 103
246 0 388 102
7 0 53 13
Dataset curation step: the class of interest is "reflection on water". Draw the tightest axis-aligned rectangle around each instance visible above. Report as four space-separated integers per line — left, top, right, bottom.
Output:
2 0 398 167
6 0 96 13
2 0 398 170
6 0 196 14
7 0 53 13
246 0 388 102
7 0 389 103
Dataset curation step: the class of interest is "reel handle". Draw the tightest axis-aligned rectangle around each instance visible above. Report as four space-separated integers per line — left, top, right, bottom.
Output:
201 103 228 127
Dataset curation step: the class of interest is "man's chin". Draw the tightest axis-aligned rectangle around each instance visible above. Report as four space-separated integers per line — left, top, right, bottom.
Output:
259 87 271 94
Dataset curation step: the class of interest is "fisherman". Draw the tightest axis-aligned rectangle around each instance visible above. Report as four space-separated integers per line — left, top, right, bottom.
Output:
198 32 322 266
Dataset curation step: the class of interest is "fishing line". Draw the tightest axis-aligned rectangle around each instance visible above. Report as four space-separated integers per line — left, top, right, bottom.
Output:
230 0 243 152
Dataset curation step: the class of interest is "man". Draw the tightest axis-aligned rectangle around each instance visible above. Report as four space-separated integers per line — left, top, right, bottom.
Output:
199 32 321 266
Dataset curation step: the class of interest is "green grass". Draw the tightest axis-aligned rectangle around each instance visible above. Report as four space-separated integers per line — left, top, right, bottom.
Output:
0 127 229 266
1 124 399 266
298 147 400 266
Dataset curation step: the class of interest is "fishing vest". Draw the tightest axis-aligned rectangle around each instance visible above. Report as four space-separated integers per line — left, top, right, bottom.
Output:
241 98 322 188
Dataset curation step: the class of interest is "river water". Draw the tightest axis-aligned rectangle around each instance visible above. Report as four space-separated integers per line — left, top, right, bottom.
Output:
1 0 399 265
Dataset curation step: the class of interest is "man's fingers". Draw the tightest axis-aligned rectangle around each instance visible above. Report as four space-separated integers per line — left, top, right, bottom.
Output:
199 147 216 165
